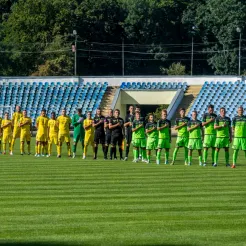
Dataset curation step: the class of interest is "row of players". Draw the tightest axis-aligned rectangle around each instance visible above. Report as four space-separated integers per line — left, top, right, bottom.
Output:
0 104 245 167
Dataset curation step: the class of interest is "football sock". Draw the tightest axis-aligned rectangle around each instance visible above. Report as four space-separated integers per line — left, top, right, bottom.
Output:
184 148 188 163
57 145 61 156
20 142 24 154
35 144 37 154
125 146 130 157
214 150 219 164
119 147 123 159
188 155 192 164
104 145 109 158
67 145 71 156
84 145 88 156
165 151 169 162
147 151 150 161
203 149 208 163
212 148 215 163
9 143 12 152
157 151 161 161
3 143 6 152
225 151 229 164
48 143 52 155
110 147 114 159
142 148 147 159
27 143 31 153
37 143 41 155
113 147 117 158
72 143 77 153
199 155 202 163
94 146 98 158
233 149 239 165
133 149 138 160
172 148 178 161
11 139 15 150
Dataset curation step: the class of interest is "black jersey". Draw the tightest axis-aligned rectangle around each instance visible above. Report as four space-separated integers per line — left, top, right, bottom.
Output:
125 113 134 135
93 115 105 133
109 117 124 135
104 116 113 135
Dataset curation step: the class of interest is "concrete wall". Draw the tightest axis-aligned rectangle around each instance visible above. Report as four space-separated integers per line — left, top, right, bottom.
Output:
0 75 242 86
121 90 177 105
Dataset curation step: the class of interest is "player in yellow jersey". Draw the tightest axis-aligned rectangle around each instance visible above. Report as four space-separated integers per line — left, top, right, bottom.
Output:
19 110 32 155
1 112 13 155
0 116 2 154
83 111 95 159
47 112 59 157
57 109 72 158
11 105 22 155
36 109 49 157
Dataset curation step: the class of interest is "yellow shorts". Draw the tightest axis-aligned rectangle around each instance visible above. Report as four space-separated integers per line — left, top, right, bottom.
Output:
58 133 70 143
49 135 58 145
2 134 12 144
13 127 21 139
20 132 31 142
36 134 47 142
84 134 94 146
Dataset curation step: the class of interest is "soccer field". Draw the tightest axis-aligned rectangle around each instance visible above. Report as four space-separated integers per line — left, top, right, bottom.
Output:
1 139 246 246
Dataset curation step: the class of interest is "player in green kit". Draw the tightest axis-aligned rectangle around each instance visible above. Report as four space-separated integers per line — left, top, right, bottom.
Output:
132 111 147 163
213 107 232 167
231 106 246 168
202 104 217 166
187 110 203 166
145 114 158 164
171 108 190 165
72 108 86 158
156 109 171 165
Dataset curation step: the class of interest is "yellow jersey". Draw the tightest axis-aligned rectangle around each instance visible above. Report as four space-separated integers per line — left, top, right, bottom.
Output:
19 117 32 133
57 115 71 135
48 119 58 135
1 119 12 135
0 117 2 135
83 119 94 135
12 112 22 127
36 116 49 135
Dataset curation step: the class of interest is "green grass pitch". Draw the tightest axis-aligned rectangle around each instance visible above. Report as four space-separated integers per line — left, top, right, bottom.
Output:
1 138 246 246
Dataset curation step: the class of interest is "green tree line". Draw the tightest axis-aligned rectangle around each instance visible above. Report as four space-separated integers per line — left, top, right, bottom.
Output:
0 0 245 76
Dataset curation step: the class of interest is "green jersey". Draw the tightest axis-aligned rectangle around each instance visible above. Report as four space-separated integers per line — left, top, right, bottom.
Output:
187 119 202 139
132 119 145 139
202 113 217 135
157 119 171 139
232 115 246 138
72 114 86 136
145 121 158 138
214 116 231 138
175 117 190 138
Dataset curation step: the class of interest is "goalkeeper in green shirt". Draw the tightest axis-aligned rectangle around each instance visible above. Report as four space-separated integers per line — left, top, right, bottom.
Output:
171 108 190 165
187 110 203 166
213 107 232 167
145 114 158 164
156 109 171 165
231 106 246 168
72 108 86 158
132 111 147 163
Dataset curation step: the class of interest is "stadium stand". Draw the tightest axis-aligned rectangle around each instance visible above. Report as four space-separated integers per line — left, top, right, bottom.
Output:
0 81 108 125
188 81 244 119
120 81 188 91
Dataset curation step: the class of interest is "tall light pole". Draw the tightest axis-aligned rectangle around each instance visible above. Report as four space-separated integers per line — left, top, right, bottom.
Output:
236 27 242 76
191 26 196 76
73 30 78 76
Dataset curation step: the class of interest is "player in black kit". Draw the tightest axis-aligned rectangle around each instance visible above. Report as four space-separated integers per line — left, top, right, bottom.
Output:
104 109 113 159
109 109 124 160
124 105 134 161
93 108 105 159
